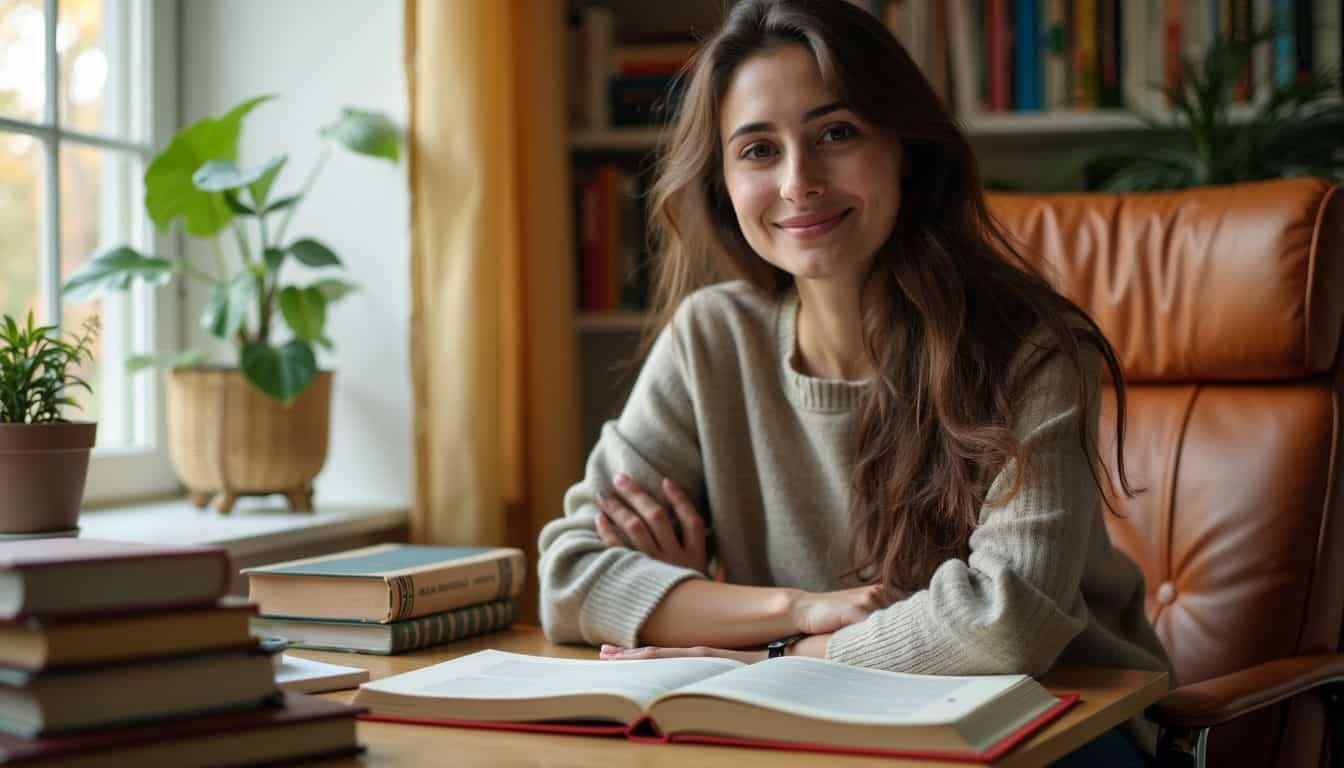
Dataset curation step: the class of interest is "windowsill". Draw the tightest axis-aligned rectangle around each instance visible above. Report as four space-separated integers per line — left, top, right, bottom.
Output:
78 498 410 559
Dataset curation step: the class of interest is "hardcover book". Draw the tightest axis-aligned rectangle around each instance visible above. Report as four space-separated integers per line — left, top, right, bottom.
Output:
0 539 231 620
351 650 1077 763
0 692 362 767
0 600 256 671
252 598 517 655
242 544 525 624
0 647 277 737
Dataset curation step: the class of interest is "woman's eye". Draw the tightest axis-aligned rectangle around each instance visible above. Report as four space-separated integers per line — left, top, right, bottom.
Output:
740 142 774 160
820 124 856 143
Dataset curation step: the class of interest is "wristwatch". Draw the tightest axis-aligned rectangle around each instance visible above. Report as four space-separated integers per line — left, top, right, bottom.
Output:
766 634 805 659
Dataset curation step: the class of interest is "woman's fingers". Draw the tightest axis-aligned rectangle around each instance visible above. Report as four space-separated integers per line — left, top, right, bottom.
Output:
612 473 676 551
596 490 659 553
663 477 706 564
593 508 625 547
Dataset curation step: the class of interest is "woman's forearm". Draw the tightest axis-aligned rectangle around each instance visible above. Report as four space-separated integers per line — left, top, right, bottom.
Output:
638 579 801 648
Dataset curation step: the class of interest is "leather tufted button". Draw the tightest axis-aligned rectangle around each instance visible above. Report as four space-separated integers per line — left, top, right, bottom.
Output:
1156 582 1177 605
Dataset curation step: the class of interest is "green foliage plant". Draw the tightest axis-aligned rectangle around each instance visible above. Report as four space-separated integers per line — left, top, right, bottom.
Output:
0 312 99 424
1085 27 1344 192
62 96 400 403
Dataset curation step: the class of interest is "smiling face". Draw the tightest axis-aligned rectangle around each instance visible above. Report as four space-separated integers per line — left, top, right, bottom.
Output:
718 44 903 289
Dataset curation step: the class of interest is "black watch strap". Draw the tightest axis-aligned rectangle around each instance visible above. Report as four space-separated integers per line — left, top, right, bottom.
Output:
766 634 805 659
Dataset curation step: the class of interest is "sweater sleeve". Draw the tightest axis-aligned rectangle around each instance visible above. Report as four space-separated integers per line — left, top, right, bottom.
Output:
537 307 707 648
826 340 1102 675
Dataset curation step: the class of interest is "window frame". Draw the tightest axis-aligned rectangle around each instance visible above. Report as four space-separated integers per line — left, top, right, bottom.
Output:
0 0 181 504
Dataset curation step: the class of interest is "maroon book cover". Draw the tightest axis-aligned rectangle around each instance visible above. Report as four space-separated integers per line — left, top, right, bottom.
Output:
0 539 232 620
0 692 363 764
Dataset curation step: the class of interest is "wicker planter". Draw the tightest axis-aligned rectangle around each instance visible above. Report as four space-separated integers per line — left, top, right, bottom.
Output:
0 422 96 535
166 369 331 514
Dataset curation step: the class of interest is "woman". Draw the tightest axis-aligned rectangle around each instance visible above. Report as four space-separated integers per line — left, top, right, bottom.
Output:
538 0 1171 763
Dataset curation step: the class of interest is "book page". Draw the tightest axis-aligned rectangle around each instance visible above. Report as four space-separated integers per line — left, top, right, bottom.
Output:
652 657 1032 726
360 650 743 711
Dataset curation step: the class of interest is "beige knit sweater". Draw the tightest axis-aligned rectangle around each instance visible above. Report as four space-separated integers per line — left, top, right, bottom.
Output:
538 281 1173 750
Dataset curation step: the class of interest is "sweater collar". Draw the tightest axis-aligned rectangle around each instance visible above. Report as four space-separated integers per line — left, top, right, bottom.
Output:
777 288 869 414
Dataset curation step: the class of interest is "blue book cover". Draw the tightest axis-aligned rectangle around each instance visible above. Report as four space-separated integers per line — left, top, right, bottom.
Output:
1014 0 1042 111
248 545 504 578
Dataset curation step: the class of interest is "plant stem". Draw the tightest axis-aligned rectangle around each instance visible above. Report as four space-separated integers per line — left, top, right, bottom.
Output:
274 144 332 245
232 221 255 265
177 263 221 286
210 237 229 281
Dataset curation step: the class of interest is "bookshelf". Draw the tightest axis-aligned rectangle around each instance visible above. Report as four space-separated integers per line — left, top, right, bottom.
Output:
567 0 1342 452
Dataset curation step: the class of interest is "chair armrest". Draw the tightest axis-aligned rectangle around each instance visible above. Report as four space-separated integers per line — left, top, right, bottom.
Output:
1146 654 1344 729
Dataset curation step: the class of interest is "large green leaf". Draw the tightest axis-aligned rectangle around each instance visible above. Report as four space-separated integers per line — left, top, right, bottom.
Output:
279 286 327 342
320 108 400 162
288 238 343 268
202 272 257 339
127 349 207 372
191 155 285 194
143 95 274 237
62 247 176 302
311 278 358 303
242 340 317 403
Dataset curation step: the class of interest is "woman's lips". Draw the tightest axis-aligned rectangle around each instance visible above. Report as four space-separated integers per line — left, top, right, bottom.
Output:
775 209 851 240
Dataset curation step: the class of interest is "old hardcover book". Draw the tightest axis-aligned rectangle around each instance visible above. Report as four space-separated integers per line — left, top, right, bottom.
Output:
0 539 231 620
0 692 362 767
242 544 525 623
352 650 1076 763
252 598 517 655
0 601 255 671
0 647 277 737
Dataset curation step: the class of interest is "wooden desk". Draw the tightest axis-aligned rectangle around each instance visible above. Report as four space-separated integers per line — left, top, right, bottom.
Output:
295 626 1167 768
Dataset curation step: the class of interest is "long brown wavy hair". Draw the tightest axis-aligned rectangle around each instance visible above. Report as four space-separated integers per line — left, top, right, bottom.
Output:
643 0 1139 592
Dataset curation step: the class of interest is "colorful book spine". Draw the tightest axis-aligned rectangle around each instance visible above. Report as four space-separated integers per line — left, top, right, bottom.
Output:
1013 0 1042 111
386 600 517 654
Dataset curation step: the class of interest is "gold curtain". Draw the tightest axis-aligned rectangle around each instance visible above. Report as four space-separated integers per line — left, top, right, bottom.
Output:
404 0 580 623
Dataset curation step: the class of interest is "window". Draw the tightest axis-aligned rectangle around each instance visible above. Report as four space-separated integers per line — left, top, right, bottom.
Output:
0 0 178 503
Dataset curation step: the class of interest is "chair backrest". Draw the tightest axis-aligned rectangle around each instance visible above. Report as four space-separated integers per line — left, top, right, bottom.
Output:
988 178 1344 767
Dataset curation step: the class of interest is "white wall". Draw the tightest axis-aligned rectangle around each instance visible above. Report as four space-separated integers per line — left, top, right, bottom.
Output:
179 0 411 506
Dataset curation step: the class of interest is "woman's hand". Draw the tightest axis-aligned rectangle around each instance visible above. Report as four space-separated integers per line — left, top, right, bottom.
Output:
594 473 708 574
789 584 903 635
599 643 766 664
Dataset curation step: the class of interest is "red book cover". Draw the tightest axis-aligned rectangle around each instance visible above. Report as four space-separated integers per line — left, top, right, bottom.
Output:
0 539 231 620
580 171 604 311
0 692 363 765
986 0 1010 111
360 694 1079 763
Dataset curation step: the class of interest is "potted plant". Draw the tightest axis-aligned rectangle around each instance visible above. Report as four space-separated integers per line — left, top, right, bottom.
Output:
0 312 99 536
1084 28 1344 191
62 95 400 514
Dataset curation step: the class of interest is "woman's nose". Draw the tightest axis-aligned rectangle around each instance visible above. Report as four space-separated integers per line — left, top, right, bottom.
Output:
779 153 824 202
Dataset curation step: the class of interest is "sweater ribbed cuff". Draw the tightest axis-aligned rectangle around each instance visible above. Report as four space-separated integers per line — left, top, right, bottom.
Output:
825 593 973 674
579 554 703 648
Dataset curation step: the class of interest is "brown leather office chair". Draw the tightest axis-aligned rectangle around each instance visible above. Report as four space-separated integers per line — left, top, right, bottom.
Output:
989 178 1344 767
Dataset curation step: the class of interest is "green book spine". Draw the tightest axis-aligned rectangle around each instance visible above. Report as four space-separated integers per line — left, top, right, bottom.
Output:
386 599 518 654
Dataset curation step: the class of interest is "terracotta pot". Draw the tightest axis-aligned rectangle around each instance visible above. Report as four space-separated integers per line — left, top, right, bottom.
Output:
0 422 96 534
166 369 331 514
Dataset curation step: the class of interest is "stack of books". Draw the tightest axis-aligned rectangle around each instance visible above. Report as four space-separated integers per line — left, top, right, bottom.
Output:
0 538 363 766
246 544 523 655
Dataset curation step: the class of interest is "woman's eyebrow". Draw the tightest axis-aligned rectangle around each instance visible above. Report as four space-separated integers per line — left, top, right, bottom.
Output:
726 102 847 144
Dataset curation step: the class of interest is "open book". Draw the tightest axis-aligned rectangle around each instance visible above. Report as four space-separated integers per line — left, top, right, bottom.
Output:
352 650 1076 762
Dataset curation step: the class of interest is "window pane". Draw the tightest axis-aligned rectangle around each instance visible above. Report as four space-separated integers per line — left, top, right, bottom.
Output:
60 142 141 446
59 0 133 139
0 131 43 323
0 0 46 123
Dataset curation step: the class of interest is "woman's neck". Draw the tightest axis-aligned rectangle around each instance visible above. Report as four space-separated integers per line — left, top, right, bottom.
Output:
794 277 873 381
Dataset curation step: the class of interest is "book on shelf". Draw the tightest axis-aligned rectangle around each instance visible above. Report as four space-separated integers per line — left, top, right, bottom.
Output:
275 655 370 694
0 539 231 621
252 598 518 655
0 692 362 767
242 544 525 624
0 646 278 737
574 163 650 313
0 599 255 672
351 650 1076 762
